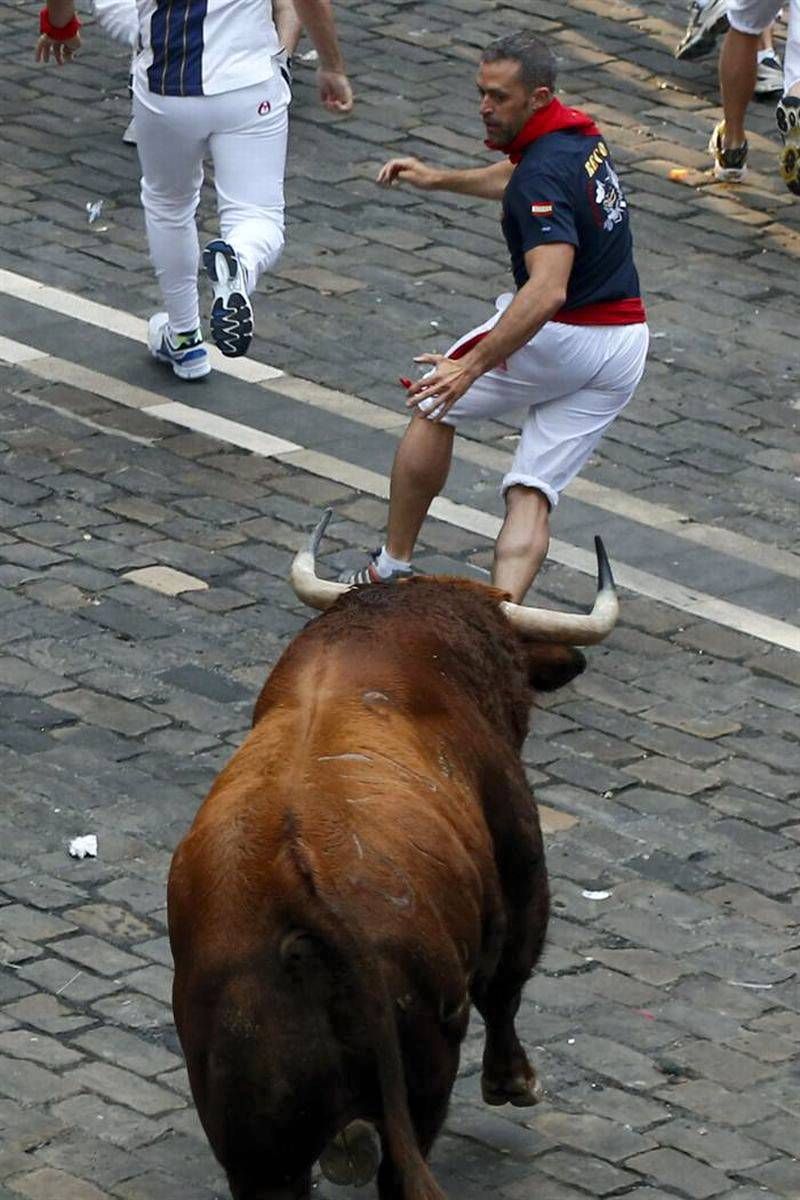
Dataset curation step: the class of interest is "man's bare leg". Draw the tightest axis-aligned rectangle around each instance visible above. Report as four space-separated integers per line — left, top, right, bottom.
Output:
719 27 759 146
385 416 455 562
492 485 550 604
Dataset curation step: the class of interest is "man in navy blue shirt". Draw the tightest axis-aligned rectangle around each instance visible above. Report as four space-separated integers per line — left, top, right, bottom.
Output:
344 32 649 603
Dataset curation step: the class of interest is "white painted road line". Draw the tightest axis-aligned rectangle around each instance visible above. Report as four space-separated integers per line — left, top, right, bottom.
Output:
0 334 48 365
0 267 282 384
25 356 172 411
267 374 408 432
3 265 800 585
2 334 799 654
148 402 300 457
569 477 800 582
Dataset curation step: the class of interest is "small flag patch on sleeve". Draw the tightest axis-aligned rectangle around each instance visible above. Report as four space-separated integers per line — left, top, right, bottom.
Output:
531 202 554 217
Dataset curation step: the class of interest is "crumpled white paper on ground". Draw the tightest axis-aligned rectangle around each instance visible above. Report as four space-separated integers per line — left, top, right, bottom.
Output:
68 835 98 859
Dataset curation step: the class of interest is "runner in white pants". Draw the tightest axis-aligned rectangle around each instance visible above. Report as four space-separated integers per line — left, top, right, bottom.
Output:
135 0 352 378
135 66 292 375
37 0 353 380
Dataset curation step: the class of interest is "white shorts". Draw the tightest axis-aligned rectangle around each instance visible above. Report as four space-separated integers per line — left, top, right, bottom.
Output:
728 0 800 89
421 295 649 509
728 0 782 33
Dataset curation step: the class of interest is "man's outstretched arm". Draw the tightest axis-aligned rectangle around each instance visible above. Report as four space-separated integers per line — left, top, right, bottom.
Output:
291 0 353 111
405 243 576 419
377 156 514 200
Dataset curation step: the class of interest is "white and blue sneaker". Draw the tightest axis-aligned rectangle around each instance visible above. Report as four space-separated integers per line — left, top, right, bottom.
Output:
755 51 783 97
203 239 253 358
147 313 211 381
674 0 728 60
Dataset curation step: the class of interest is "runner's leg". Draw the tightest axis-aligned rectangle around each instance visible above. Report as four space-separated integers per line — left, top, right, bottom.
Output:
721 0 783 144
382 302 523 566
785 0 800 91
135 93 206 332
496 323 649 598
210 76 289 294
775 0 800 190
492 487 551 603
385 418 455 562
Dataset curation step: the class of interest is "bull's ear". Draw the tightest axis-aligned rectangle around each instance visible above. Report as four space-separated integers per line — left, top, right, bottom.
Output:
527 645 586 692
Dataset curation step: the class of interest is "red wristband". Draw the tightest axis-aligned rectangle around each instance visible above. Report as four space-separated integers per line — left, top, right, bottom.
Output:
39 8 81 40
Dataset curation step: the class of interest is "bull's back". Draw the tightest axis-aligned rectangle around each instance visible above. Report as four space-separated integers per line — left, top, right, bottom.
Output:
171 685 502 1001
167 645 524 1190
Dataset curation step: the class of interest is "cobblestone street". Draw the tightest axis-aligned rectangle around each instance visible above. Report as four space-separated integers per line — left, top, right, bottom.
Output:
1 1 799 1199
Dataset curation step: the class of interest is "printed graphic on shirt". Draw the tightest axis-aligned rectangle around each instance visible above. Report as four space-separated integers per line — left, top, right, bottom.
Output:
530 202 554 217
583 140 610 178
589 161 628 232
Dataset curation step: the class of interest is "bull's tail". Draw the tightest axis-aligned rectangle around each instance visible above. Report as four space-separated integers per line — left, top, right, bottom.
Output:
280 817 445 1200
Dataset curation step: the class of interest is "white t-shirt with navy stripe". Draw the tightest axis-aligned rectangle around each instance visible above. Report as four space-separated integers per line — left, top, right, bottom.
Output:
133 0 281 97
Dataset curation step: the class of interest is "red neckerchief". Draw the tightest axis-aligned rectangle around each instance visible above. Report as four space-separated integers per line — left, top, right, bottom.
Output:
486 96 601 164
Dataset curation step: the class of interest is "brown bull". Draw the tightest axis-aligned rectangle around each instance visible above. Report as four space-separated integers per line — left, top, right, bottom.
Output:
168 512 618 1200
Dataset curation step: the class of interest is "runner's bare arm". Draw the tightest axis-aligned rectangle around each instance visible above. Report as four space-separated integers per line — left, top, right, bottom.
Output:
291 0 353 112
273 0 303 55
36 0 81 63
46 0 75 23
377 157 514 199
460 243 575 371
405 244 575 419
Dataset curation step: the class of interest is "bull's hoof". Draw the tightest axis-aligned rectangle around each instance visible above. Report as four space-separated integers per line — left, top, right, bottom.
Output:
319 1119 380 1187
481 1072 544 1108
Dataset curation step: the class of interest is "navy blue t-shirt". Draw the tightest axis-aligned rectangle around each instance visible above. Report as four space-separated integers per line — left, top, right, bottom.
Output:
501 130 641 312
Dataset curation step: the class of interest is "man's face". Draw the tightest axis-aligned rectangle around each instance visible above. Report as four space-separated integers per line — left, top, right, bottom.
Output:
477 59 550 145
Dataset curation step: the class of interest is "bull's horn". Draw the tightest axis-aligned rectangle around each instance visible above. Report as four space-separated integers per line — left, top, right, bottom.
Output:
501 536 618 645
290 509 352 611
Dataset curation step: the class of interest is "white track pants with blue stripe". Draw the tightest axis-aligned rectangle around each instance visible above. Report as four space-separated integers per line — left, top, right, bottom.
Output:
134 70 289 333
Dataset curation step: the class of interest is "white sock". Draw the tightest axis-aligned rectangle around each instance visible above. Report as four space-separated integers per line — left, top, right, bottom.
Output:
375 546 411 578
757 48 778 62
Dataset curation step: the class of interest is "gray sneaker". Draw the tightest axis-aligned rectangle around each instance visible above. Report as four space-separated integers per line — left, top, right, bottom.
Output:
755 52 783 96
674 0 728 60
708 121 748 182
340 549 413 586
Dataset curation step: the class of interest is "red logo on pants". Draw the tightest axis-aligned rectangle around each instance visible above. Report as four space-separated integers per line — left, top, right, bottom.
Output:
258 100 271 115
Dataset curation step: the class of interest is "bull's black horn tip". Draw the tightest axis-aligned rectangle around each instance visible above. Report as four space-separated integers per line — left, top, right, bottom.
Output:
310 508 334 554
594 535 615 591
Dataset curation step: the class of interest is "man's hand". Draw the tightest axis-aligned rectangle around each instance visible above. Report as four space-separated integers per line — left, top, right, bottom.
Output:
317 67 353 112
35 28 80 63
291 0 353 112
377 157 441 190
405 354 478 421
